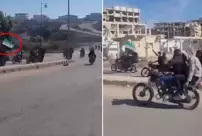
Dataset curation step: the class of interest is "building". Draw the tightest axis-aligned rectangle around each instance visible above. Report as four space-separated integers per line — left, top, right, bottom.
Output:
84 13 102 21
32 14 49 22
153 17 202 38
103 6 155 59
15 13 29 21
186 22 202 37
160 36 202 54
58 15 78 21
152 22 190 38
103 6 147 39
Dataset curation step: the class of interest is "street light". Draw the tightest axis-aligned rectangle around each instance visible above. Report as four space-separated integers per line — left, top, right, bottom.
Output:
67 0 70 47
40 2 47 47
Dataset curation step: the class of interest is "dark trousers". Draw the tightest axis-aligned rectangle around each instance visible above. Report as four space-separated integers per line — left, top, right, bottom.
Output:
190 76 200 87
175 75 186 95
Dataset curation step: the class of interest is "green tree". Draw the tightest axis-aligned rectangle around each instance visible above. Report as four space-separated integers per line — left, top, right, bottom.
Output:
0 11 12 40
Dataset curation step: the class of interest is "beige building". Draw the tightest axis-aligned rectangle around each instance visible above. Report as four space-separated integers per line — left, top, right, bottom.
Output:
186 22 202 37
103 6 147 38
103 6 159 60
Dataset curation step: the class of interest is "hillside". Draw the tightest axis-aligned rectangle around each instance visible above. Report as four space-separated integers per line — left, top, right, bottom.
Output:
10 14 102 51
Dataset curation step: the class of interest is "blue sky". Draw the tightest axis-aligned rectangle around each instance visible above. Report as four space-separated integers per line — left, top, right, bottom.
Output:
104 0 202 25
0 0 102 18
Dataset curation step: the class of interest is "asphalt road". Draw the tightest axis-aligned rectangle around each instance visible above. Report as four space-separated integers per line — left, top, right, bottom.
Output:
0 51 102 136
104 85 202 136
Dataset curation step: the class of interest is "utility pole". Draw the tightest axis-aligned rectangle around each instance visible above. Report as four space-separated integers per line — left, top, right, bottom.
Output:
67 0 70 47
40 2 47 47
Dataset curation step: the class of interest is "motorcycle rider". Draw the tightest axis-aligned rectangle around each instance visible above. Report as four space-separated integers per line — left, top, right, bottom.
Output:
16 50 23 61
151 50 167 71
173 49 202 100
88 47 96 61
69 47 74 59
80 48 85 57
168 49 188 100
38 47 46 62
63 48 69 59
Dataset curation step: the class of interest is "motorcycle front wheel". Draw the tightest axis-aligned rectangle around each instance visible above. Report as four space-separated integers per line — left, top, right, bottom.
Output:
111 64 117 71
141 67 151 77
12 59 16 64
132 83 154 105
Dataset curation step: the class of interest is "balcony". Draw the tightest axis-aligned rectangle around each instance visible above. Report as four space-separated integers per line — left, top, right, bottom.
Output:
114 13 121 17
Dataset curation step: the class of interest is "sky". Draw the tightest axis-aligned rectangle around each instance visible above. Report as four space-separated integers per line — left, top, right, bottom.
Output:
104 0 202 26
0 0 102 19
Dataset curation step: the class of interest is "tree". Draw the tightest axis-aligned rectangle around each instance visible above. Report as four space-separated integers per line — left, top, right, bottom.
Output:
0 11 12 40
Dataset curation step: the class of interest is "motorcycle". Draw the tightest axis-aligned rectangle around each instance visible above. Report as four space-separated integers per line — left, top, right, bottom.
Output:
26 54 38 64
111 58 137 73
12 54 22 64
89 54 96 65
0 56 8 67
80 50 85 58
132 71 200 110
141 62 158 77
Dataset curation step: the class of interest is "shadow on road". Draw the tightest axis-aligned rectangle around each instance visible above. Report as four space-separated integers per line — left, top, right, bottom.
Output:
68 60 76 63
103 71 118 75
111 99 182 110
84 63 92 66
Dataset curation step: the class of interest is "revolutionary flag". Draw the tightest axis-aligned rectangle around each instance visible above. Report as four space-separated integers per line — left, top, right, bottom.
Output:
122 41 136 52
2 38 14 49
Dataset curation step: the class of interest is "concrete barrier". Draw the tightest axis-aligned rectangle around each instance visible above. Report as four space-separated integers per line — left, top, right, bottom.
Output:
0 60 69 74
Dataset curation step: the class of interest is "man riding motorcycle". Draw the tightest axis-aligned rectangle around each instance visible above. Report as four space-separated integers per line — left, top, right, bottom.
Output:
151 50 167 72
38 47 46 62
172 49 202 100
69 47 74 59
88 47 96 58
13 50 23 63
80 48 85 57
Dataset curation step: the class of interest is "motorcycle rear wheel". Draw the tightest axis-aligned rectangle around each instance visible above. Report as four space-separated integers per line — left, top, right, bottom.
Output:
12 59 16 64
111 64 117 71
141 67 151 77
178 88 200 110
130 64 137 73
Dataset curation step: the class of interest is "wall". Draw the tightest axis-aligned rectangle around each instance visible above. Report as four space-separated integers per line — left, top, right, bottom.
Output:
160 38 202 53
119 35 160 60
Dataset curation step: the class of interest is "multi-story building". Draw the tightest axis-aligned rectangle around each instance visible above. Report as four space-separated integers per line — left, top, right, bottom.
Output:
15 13 29 21
103 6 147 39
103 6 159 59
153 18 202 38
32 14 49 22
152 22 190 38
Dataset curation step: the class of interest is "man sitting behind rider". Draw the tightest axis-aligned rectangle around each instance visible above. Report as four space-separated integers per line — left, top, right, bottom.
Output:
173 49 202 100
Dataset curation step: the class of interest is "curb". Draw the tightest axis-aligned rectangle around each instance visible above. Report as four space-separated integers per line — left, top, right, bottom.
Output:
103 75 148 86
0 60 69 74
103 79 139 86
